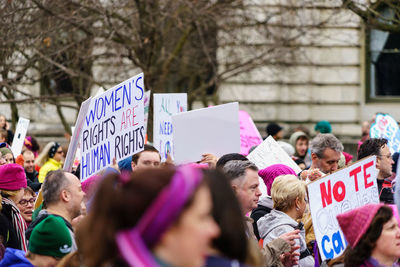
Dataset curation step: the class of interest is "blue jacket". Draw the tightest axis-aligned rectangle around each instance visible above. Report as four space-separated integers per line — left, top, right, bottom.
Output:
0 248 34 267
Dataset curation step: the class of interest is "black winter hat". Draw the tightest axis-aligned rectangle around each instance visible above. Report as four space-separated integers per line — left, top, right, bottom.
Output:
266 123 283 136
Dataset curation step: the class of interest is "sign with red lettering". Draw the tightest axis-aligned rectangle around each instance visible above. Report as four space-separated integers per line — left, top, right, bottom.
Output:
80 73 145 181
307 156 379 260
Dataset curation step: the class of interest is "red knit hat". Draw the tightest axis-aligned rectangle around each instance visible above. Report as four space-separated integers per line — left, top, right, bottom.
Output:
258 164 296 195
336 203 383 248
0 163 27 191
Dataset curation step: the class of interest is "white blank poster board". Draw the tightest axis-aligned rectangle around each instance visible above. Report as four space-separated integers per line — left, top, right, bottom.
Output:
172 102 240 164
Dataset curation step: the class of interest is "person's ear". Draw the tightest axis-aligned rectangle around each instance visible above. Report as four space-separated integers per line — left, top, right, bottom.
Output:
61 189 70 202
231 184 238 193
311 153 318 161
376 156 381 169
295 197 301 210
131 161 136 170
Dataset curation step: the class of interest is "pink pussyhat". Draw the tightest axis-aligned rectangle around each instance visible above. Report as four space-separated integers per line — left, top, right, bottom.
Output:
0 163 27 191
258 164 296 196
336 203 383 248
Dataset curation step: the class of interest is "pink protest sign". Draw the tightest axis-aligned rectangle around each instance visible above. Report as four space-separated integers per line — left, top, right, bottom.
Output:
239 110 263 155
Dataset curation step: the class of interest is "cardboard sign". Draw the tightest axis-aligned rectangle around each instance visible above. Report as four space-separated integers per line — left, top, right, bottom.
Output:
64 97 92 172
395 154 400 215
239 110 262 155
80 73 145 181
11 117 30 157
172 102 240 164
307 156 379 260
153 93 187 161
247 136 301 196
370 113 400 154
144 90 151 134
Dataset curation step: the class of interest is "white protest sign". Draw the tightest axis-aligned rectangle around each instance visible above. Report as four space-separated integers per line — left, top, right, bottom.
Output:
154 93 187 161
143 90 151 135
80 73 145 181
11 117 30 157
308 156 379 260
247 136 301 196
370 113 400 154
64 97 92 172
172 102 240 164
395 154 400 215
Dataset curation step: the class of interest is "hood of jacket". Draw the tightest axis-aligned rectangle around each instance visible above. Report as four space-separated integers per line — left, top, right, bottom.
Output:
258 196 273 209
257 209 297 239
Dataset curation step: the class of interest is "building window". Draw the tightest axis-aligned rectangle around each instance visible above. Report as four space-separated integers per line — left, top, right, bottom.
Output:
367 8 400 99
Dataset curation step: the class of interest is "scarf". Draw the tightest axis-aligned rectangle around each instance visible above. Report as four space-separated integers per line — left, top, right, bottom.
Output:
2 197 27 252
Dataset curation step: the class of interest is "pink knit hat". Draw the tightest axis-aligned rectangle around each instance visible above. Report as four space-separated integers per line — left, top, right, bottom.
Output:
336 203 383 248
258 164 296 195
0 163 27 191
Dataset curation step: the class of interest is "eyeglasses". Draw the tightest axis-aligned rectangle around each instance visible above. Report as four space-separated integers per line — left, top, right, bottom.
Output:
18 198 36 206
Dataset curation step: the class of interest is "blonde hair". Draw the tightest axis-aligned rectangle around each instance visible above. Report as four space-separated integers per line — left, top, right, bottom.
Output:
0 189 19 210
271 175 306 212
35 141 55 167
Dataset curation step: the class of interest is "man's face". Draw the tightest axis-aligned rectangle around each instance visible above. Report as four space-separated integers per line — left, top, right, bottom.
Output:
23 152 35 173
233 169 262 214
65 172 86 220
377 144 394 179
131 151 161 170
312 148 341 174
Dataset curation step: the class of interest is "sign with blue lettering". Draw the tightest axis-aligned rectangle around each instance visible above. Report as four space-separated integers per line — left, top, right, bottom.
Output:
80 73 145 181
307 156 379 260
153 93 187 162
370 113 400 154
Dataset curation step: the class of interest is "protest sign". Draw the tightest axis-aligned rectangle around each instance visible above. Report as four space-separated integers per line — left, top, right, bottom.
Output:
11 117 30 157
80 73 145 181
144 90 151 134
239 110 262 155
307 156 379 260
247 136 301 196
64 97 92 172
395 154 400 215
172 102 240 164
370 113 400 154
153 93 187 161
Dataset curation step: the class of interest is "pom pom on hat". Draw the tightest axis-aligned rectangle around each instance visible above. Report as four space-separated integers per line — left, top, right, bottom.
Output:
336 204 383 248
258 164 296 195
315 120 332 133
0 163 27 191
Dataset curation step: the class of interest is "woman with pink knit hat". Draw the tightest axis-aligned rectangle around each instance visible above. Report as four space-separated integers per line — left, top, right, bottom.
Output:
250 164 296 240
0 164 28 253
337 204 400 267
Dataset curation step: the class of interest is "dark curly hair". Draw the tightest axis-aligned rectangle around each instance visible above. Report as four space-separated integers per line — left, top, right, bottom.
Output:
344 206 393 266
357 138 388 160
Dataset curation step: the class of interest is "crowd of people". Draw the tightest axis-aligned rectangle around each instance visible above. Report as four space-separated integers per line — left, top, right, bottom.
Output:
0 114 399 267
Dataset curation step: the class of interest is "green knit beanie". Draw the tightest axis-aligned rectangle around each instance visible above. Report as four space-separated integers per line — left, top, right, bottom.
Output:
28 215 72 258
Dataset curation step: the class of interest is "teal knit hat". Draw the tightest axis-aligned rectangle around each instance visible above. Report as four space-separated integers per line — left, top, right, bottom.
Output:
28 215 72 258
315 120 332 133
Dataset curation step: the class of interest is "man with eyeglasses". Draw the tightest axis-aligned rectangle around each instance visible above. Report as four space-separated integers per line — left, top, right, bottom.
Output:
358 138 395 204
16 187 36 225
